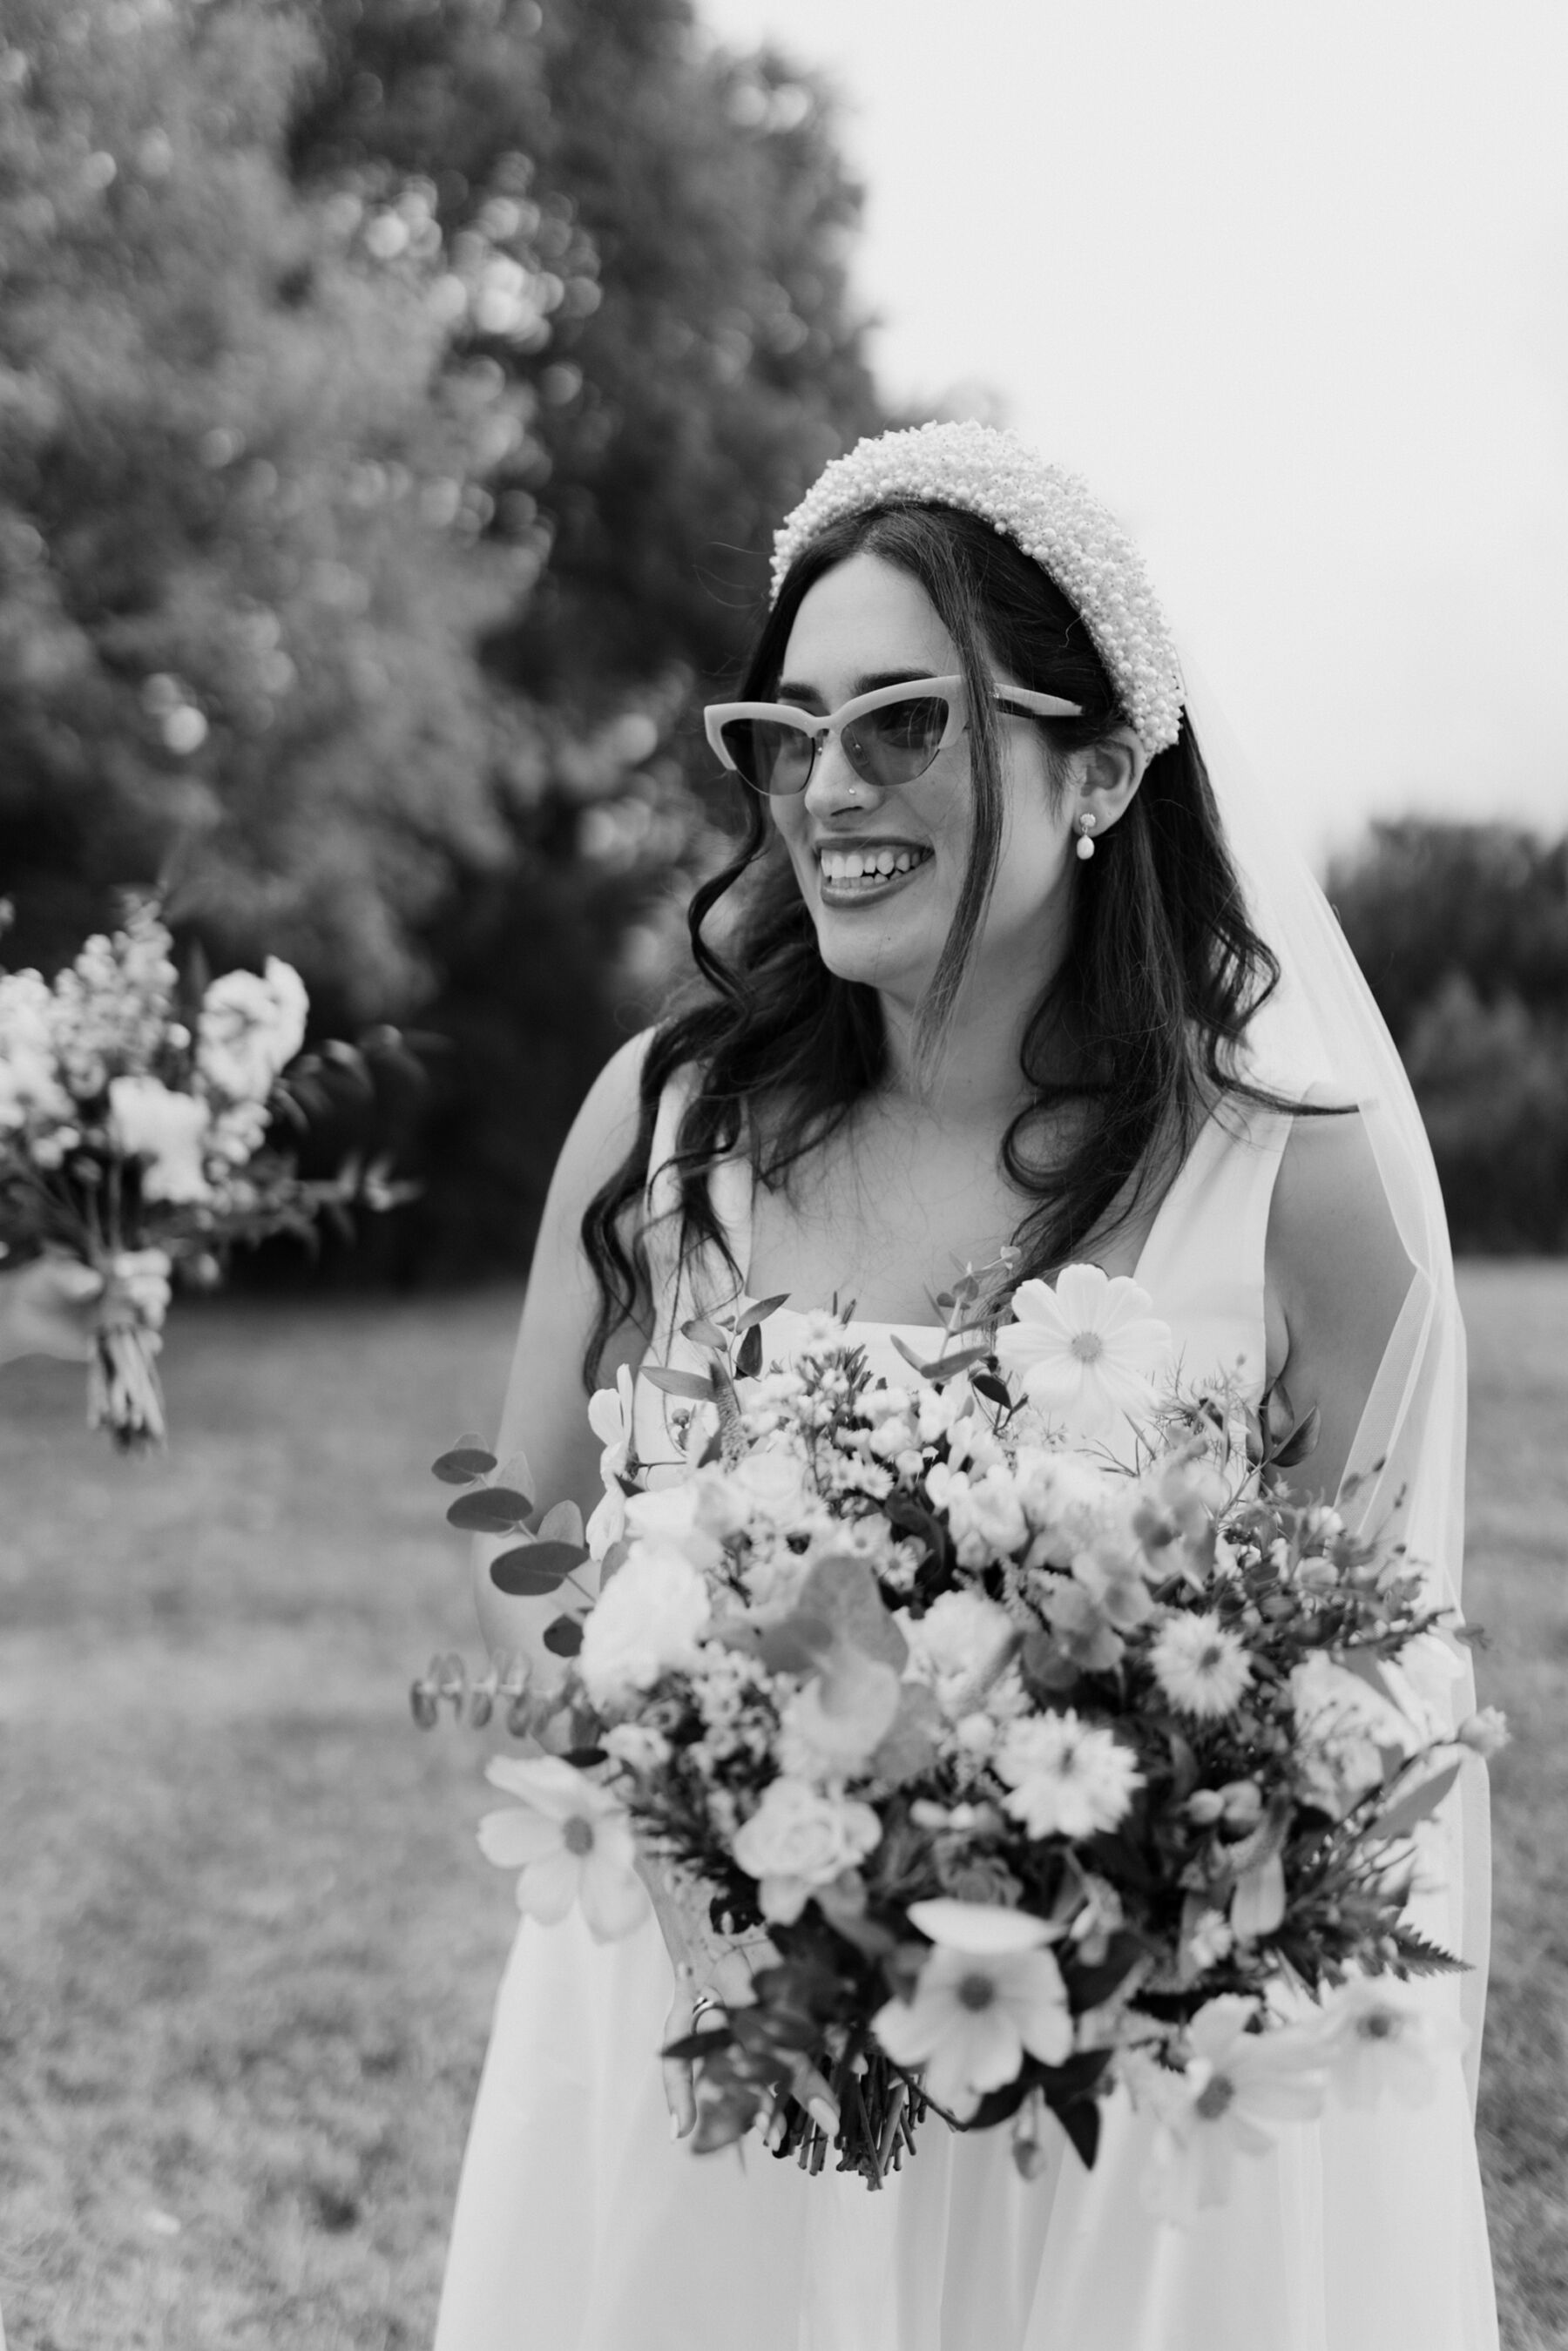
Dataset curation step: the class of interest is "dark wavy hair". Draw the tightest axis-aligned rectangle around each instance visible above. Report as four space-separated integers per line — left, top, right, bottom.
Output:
581 502 1294 1382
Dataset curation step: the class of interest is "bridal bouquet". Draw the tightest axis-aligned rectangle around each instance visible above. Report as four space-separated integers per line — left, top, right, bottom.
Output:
0 895 409 1449
423 1270 1504 2215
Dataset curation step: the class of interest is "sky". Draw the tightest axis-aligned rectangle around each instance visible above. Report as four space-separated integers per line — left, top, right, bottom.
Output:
700 0 1568 864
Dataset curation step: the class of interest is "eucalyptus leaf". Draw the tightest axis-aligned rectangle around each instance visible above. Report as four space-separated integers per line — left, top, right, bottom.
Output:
917 1342 992 1382
543 1614 585 1658
431 1441 497 1484
490 1550 571 1597
538 1499 585 1547
640 1364 717 1403
796 1553 909 1669
1373 1756 1465 1846
736 1293 790 1331
497 1448 536 1501
757 1614 834 1674
1274 1404 1322 1469
447 1484 532 1532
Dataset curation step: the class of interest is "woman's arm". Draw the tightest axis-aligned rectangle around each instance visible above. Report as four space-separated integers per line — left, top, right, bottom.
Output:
470 1029 653 1662
1265 1109 1416 1504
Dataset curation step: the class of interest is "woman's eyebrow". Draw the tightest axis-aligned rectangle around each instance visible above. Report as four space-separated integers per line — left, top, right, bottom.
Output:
773 666 936 706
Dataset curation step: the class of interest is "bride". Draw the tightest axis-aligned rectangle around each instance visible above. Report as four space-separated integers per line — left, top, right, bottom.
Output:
433 422 1497 2349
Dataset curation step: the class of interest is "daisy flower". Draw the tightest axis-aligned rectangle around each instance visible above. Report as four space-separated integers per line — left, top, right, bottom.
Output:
1149 1611 1254 1719
873 1901 1071 2119
1140 1996 1327 2220
1314 1977 1465 2110
477 1755 650 1942
995 1710 1143 1840
996 1265 1173 1437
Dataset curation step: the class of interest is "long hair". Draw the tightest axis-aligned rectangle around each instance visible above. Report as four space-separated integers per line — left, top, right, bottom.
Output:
581 502 1292 1382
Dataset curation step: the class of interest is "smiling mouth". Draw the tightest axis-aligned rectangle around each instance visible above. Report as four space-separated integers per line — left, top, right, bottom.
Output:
815 843 934 895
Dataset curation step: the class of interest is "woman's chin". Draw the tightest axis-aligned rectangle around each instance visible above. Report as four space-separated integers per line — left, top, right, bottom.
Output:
810 921 931 1000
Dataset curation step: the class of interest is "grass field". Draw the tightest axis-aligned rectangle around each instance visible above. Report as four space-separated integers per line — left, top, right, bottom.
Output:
1 1267 1565 2349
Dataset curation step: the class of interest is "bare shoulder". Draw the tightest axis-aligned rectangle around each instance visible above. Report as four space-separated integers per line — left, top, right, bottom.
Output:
1269 1105 1412 1323
1266 1105 1416 1496
544 1026 658 1213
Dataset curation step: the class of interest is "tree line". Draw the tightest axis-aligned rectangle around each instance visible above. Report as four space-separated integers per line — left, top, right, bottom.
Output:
2 1 1561 1269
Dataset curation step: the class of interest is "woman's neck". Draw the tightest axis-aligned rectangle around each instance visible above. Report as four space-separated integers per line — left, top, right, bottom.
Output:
876 985 1038 1132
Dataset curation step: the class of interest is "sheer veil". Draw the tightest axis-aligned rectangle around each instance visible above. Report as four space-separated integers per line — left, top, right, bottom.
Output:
1189 664 1490 2099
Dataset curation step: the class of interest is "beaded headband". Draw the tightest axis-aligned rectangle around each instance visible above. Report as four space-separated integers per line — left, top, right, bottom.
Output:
770 420 1184 754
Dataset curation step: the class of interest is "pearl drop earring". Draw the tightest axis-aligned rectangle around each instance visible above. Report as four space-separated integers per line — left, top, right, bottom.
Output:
1076 812 1098 861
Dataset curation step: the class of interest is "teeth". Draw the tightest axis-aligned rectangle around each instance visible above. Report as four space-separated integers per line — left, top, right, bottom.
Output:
819 846 929 887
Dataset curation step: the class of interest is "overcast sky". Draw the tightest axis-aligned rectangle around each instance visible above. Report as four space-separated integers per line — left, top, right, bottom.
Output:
700 0 1568 863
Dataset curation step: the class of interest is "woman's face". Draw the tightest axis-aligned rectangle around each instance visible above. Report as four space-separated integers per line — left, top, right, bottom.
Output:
769 552 1079 1012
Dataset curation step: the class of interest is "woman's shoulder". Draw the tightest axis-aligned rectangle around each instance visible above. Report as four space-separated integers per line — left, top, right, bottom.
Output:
548 1029 658 1206
1268 1101 1413 1329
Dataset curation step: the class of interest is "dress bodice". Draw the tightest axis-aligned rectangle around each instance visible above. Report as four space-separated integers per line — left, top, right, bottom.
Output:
633 1078 1292 1459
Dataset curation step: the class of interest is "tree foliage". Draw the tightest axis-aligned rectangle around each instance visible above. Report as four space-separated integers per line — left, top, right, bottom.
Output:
0 0 531 1010
1330 823 1568 1252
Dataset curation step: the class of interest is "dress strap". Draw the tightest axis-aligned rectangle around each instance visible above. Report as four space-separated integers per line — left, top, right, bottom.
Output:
1133 1096 1294 1404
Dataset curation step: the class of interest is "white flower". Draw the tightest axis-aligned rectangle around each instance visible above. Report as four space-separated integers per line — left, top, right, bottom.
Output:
578 1541 711 1706
1456 1706 1509 1760
1149 1611 1254 1719
730 1777 882 1922
0 971 73 1131
724 1444 814 1527
476 1754 649 1941
1314 1977 1464 2110
622 1478 713 1547
196 958 308 1103
1181 1907 1235 1976
1139 1996 1328 2220
996 1266 1173 1436
873 1907 1071 2120
906 1897 1057 1954
107 1074 212 1203
602 1721 672 1774
995 1711 1143 1840
588 1363 635 1476
924 1462 1029 1566
903 1590 1017 1719
1010 1444 1115 1560
206 1099 270 1168
776 1651 902 1781
1288 1652 1419 1817
584 1365 637 1554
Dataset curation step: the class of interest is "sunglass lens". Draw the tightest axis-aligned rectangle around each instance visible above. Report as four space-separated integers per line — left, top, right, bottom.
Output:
842 694 951 787
720 717 815 796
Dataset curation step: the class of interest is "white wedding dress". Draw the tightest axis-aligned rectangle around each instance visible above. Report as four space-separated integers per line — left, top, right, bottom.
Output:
433 1090 1498 2351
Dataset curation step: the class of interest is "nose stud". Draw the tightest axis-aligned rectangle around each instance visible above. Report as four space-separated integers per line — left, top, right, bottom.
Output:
1076 812 1098 862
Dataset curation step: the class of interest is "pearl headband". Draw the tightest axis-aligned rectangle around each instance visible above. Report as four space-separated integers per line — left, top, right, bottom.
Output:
770 420 1185 755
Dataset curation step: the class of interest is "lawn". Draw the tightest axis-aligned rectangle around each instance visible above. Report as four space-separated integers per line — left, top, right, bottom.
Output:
0 1267 1564 2349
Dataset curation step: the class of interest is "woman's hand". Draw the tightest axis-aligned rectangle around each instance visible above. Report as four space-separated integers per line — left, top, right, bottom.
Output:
660 1942 776 2141
0 1256 105 1367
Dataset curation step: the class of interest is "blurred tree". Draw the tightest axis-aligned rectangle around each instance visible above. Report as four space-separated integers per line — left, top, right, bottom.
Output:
0 0 538 1013
1329 821 1568 1252
290 0 882 706
283 0 885 1273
